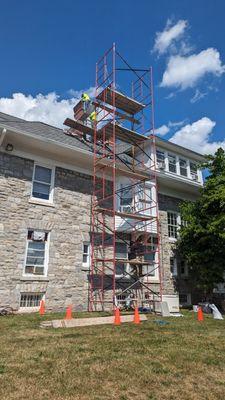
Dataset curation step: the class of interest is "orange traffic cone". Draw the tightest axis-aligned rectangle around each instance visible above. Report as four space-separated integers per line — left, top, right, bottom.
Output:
65 305 73 320
133 307 140 325
114 307 121 325
197 306 204 322
39 300 45 316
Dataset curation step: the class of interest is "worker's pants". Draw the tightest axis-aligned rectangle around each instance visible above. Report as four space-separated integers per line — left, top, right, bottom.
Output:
82 100 91 112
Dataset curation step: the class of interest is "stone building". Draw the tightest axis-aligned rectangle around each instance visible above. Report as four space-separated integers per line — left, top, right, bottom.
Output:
0 111 204 312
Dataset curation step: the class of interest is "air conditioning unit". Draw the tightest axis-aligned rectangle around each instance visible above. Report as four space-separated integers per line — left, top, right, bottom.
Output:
158 161 165 170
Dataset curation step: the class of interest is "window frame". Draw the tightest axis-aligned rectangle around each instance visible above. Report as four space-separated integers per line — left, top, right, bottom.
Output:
179 157 188 177
23 230 50 277
168 153 177 174
167 211 179 240
119 183 133 213
180 260 189 277
115 240 128 277
190 161 199 181
170 257 178 277
156 149 166 170
31 163 55 203
82 242 90 269
19 292 45 311
142 236 159 281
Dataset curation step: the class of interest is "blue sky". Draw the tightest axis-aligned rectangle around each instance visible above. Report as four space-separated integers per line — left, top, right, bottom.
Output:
0 0 225 154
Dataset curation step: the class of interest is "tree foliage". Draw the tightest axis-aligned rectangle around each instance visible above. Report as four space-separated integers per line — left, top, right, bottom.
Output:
178 147 225 296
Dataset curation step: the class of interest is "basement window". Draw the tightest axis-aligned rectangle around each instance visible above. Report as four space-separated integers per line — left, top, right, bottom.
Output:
24 230 49 276
32 164 54 201
20 293 44 308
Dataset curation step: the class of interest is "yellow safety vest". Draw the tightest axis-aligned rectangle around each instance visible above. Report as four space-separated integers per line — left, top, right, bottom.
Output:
82 93 90 102
89 111 96 121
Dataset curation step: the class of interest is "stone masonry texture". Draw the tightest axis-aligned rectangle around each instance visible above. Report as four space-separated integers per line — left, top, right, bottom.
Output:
0 151 186 312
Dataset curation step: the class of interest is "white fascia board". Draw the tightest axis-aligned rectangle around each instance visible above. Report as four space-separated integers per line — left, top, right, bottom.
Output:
0 122 92 158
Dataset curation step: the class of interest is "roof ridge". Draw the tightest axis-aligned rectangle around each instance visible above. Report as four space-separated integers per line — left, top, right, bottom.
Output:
0 111 63 131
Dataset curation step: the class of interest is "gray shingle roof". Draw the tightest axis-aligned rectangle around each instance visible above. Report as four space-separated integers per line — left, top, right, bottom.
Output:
0 112 92 152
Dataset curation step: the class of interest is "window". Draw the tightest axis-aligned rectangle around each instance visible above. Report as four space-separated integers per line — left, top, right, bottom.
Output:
20 293 44 308
82 243 90 267
24 230 49 275
32 164 53 201
180 260 189 277
179 293 191 305
142 236 158 277
116 241 128 276
156 150 165 170
190 162 198 181
120 184 133 213
179 158 188 177
170 257 177 276
168 154 177 173
167 212 178 239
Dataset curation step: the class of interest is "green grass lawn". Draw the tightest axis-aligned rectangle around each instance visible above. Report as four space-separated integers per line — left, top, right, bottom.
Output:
0 311 225 400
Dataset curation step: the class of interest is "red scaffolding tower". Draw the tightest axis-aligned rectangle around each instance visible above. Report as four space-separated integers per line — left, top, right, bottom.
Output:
65 44 162 312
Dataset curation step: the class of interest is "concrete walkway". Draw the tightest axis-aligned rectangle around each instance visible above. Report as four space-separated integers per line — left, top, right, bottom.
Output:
40 314 147 329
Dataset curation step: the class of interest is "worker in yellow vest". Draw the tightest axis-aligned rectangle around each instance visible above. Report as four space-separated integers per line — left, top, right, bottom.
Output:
81 93 90 112
89 111 97 128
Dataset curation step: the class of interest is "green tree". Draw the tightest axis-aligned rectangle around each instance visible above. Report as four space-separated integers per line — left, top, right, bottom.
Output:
178 147 225 297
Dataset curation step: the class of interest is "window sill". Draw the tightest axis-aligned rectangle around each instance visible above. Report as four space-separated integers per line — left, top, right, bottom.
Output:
20 276 49 282
29 198 55 207
81 266 90 271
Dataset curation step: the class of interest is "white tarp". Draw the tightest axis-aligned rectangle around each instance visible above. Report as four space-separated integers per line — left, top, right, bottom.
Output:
210 304 224 320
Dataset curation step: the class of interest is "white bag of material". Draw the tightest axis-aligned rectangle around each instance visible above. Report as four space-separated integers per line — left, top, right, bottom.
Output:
210 304 224 320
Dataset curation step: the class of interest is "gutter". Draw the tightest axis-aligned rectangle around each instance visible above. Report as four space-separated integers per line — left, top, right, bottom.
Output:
0 122 92 158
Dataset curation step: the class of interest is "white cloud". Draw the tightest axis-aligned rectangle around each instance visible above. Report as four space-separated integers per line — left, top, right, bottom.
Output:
153 19 188 55
168 119 187 128
169 117 225 154
190 89 207 103
161 48 225 90
155 124 170 136
0 87 95 128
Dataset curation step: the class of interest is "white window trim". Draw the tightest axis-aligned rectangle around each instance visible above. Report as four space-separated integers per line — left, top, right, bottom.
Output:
170 256 178 277
82 242 90 270
167 152 177 174
156 148 203 184
23 230 50 277
167 211 180 242
19 293 45 313
31 162 55 204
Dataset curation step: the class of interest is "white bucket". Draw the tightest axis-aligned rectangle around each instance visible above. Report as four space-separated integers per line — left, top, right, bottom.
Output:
193 305 198 312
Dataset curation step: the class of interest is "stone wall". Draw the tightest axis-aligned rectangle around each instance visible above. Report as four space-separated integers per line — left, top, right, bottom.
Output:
158 193 182 295
0 151 190 312
0 152 92 311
